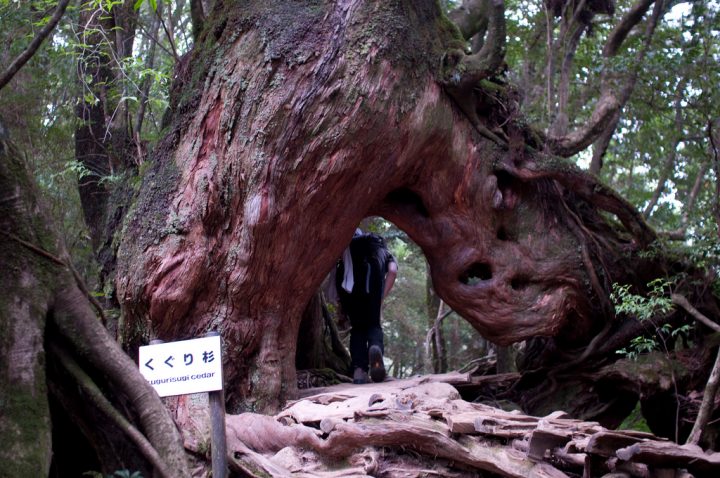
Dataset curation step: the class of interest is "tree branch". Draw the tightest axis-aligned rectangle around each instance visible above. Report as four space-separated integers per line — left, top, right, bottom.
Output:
643 79 687 218
155 5 179 62
603 0 656 57
671 292 720 446
544 4 556 117
671 294 720 333
448 0 489 41
686 345 720 446
499 155 657 246
444 0 506 90
551 0 664 159
135 2 163 139
547 90 621 157
549 17 588 138
0 0 72 91
589 110 618 174
426 300 450 373
0 229 66 265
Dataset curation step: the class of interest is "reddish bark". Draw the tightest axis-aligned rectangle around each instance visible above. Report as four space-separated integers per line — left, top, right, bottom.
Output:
115 0 651 410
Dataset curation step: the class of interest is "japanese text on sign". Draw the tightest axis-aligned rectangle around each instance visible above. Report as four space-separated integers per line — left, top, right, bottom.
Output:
139 335 222 397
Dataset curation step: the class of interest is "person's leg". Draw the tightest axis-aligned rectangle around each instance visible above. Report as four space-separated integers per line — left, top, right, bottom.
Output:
368 341 385 382
349 323 370 372
341 292 369 383
367 324 383 353
366 258 386 382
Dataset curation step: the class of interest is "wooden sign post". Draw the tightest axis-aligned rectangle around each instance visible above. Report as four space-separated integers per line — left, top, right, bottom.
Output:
205 331 227 478
140 333 227 478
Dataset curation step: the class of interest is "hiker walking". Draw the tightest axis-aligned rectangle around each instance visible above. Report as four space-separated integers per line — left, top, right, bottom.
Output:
336 229 398 384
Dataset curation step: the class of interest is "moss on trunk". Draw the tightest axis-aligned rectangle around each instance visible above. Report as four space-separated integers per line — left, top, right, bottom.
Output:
0 139 58 477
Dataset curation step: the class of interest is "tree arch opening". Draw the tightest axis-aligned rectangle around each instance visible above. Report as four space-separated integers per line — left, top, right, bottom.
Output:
295 217 492 387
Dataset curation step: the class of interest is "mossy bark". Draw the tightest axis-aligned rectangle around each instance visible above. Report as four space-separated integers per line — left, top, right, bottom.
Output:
0 132 190 476
0 139 57 477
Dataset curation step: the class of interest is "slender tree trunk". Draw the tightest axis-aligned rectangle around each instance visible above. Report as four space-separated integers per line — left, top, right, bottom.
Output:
433 300 449 373
495 345 516 373
679 160 709 227
135 2 162 139
296 292 351 373
589 0 667 174
426 265 444 373
550 15 586 137
75 1 136 249
544 6 556 120
190 0 207 40
643 80 686 218
110 1 139 134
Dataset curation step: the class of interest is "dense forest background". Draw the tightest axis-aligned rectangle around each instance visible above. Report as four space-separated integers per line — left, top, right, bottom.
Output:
2 0 717 377
2 0 720 475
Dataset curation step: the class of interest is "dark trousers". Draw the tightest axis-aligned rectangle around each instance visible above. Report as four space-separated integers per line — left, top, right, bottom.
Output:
349 321 383 372
338 257 385 372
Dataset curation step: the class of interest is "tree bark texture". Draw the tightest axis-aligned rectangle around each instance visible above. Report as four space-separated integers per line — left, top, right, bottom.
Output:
115 0 655 411
0 139 54 478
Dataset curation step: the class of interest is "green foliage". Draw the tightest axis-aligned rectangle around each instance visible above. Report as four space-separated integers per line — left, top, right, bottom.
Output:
0 0 194 284
618 403 652 433
111 470 143 478
133 0 156 12
611 279 693 360
611 279 674 322
82 470 143 478
616 336 660 361
501 0 720 252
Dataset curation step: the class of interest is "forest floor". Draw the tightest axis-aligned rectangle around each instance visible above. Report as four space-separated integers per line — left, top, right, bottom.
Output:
178 372 720 477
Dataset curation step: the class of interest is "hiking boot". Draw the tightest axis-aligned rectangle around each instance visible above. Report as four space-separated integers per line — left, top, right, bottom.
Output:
368 345 386 382
353 367 368 384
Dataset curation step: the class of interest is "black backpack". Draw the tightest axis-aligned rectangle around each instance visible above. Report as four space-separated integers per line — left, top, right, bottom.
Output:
334 233 390 295
351 232 387 266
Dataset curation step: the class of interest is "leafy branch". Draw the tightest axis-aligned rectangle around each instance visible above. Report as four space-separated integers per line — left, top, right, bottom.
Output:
0 0 72 91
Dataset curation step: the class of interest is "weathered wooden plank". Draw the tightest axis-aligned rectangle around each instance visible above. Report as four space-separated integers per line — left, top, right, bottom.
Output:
295 372 472 399
616 441 720 476
528 429 572 460
475 416 538 438
586 431 648 457
445 412 481 434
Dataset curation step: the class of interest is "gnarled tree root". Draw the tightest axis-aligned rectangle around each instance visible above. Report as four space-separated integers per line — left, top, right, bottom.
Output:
222 379 720 478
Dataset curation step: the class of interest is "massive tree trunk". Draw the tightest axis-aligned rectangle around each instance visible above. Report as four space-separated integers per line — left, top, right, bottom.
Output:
114 0 655 412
